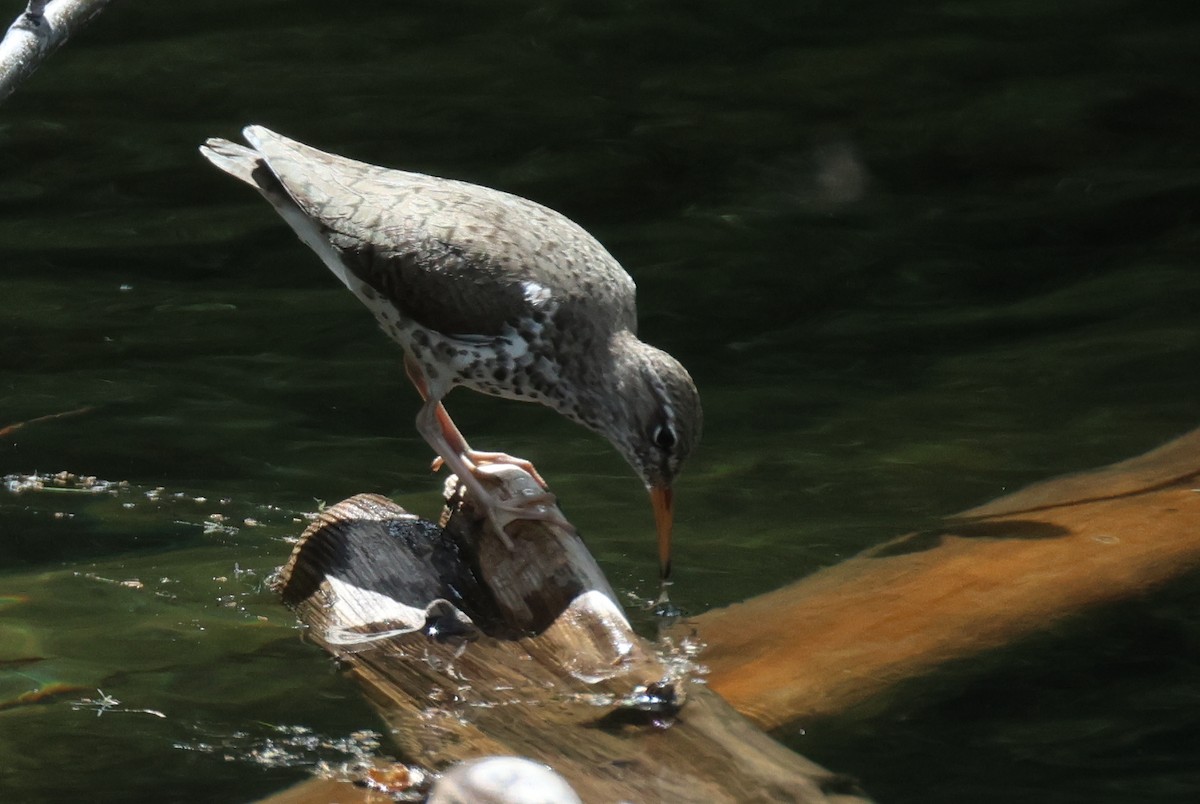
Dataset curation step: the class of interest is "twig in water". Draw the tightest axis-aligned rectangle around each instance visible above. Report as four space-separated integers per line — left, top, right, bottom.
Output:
0 405 94 439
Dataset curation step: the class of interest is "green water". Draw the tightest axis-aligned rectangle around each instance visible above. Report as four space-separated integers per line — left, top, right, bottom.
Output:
2 1 1199 801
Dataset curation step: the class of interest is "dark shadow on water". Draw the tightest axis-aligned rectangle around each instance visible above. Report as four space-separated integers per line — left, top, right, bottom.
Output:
869 519 1071 558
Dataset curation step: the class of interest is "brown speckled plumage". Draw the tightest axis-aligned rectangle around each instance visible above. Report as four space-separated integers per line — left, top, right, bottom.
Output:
201 126 700 578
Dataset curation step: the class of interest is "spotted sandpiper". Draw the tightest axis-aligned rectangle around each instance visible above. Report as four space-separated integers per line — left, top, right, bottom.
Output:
200 126 701 580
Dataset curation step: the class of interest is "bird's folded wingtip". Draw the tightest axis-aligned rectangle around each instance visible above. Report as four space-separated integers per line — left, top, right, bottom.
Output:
242 124 286 151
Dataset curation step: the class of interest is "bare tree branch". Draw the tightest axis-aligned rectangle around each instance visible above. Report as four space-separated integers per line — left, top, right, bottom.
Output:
0 0 113 104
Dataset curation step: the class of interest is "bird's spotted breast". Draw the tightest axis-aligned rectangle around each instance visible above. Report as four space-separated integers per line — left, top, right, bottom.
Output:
354 269 578 413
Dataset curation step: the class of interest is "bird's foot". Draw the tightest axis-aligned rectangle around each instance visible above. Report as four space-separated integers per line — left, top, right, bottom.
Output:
482 492 575 550
451 467 573 549
431 449 550 489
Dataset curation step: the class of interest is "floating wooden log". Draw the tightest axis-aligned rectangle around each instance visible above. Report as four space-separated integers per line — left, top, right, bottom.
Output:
269 468 870 804
263 427 1200 801
698 426 1200 729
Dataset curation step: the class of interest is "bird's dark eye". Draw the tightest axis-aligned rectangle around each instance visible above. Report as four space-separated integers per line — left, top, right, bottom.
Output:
652 424 677 450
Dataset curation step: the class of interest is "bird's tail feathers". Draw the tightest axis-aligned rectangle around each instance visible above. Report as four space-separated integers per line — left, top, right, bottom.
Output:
199 138 262 187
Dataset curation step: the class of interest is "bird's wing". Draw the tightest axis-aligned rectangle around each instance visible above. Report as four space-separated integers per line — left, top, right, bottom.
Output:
225 126 635 338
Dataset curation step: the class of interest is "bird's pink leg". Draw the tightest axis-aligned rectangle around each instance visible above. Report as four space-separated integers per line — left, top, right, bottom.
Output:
431 449 550 488
404 357 549 488
404 356 567 544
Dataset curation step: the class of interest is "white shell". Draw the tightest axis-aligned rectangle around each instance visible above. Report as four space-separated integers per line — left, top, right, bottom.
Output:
428 756 582 804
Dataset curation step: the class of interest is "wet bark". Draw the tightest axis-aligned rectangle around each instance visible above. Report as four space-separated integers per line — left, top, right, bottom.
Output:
270 468 869 803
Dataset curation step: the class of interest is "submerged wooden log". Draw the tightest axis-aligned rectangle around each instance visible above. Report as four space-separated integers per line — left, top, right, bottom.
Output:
698 427 1200 729
271 468 870 803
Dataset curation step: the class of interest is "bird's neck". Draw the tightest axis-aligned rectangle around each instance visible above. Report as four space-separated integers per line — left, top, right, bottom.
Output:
549 330 643 439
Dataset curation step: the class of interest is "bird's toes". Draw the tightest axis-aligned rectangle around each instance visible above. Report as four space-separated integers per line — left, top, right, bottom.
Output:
464 449 550 489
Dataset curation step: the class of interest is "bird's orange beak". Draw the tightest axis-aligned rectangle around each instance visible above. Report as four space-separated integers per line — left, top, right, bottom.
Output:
649 484 674 580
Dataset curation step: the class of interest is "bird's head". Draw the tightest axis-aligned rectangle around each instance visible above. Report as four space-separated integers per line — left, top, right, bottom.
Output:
603 337 702 581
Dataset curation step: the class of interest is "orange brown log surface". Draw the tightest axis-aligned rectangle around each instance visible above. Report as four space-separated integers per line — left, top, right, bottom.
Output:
698 428 1200 730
